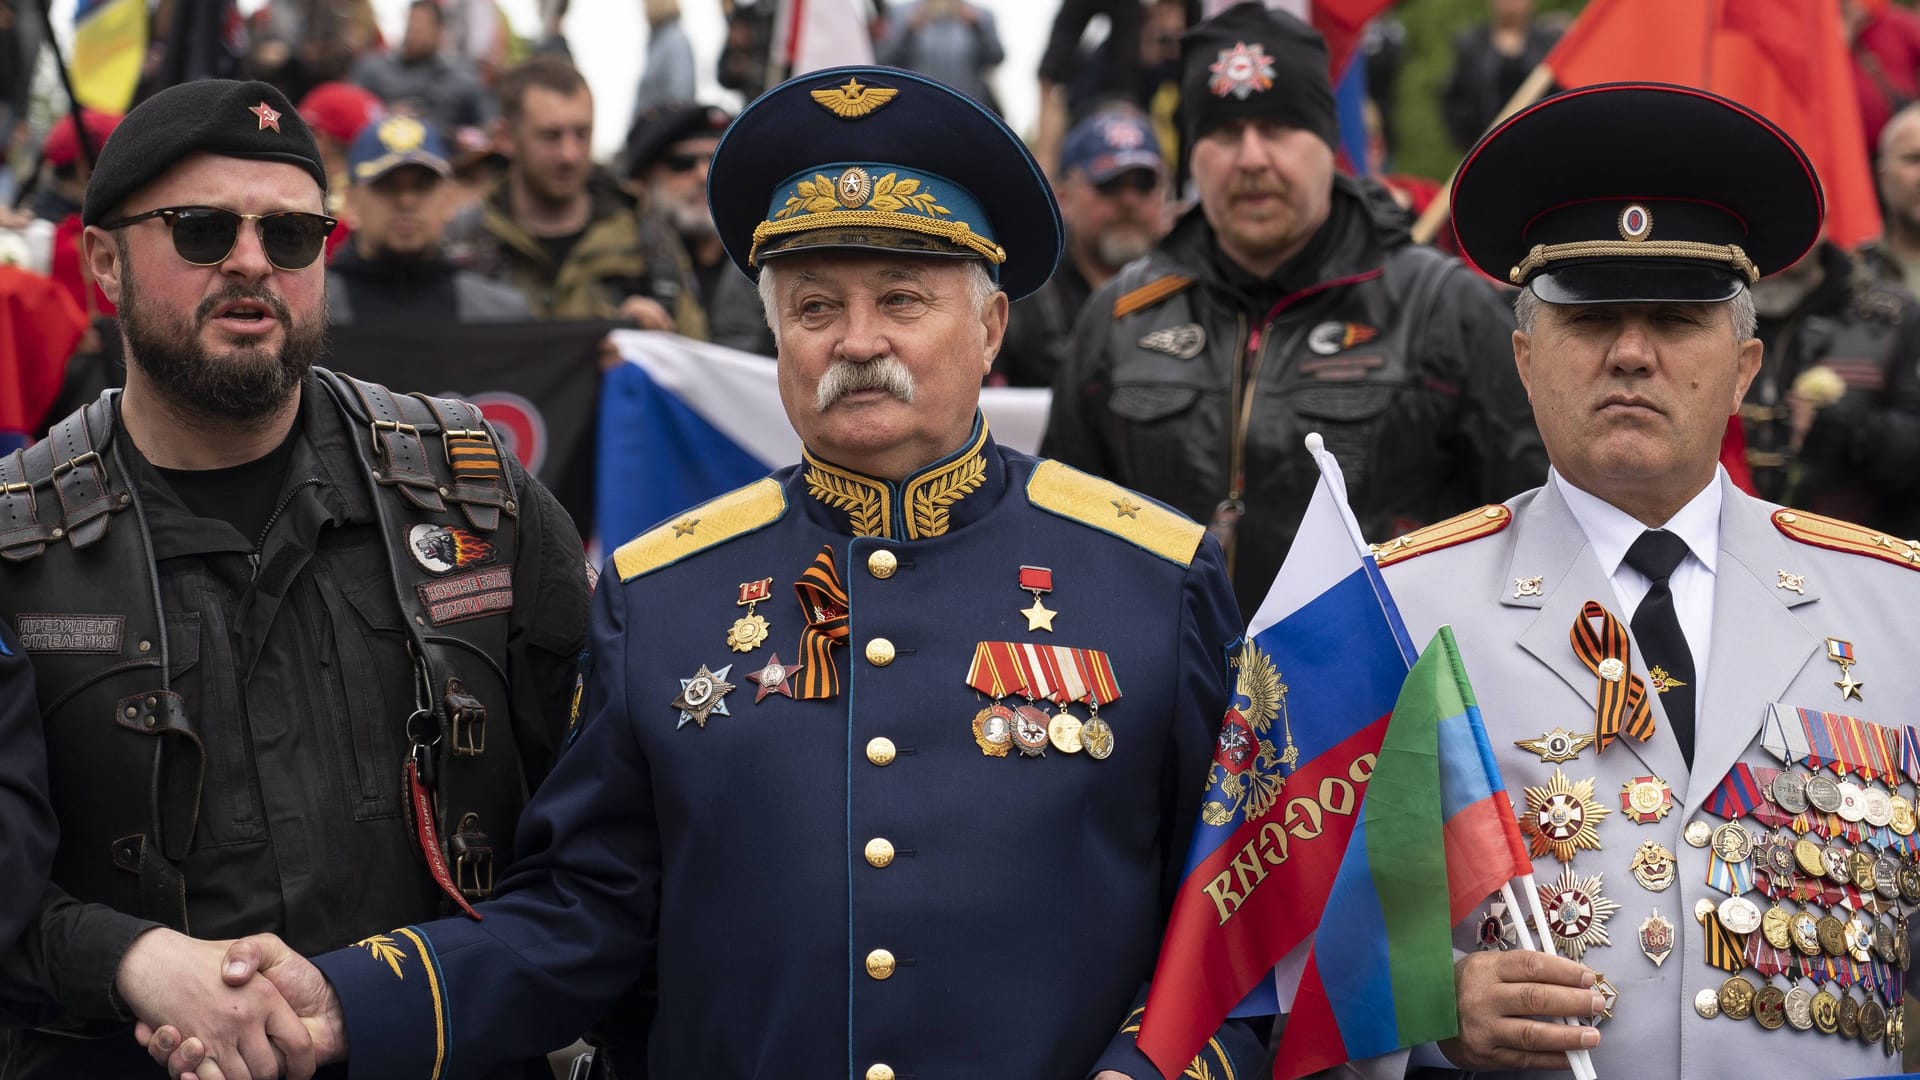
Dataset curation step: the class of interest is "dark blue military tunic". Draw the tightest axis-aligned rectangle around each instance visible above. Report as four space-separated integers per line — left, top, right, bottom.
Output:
314 419 1260 1079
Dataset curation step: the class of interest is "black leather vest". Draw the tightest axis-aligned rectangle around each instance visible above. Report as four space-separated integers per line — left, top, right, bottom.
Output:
0 368 529 931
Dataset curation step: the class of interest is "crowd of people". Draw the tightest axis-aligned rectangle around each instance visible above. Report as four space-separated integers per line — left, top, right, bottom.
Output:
4 1 1920 1079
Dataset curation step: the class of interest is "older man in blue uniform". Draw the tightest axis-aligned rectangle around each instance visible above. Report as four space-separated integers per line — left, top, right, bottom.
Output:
144 66 1264 1080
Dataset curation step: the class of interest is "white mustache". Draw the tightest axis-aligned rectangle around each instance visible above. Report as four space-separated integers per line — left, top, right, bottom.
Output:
815 356 916 412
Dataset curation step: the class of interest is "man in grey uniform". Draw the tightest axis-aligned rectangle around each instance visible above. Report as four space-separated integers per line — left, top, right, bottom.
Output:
1371 82 1917 1078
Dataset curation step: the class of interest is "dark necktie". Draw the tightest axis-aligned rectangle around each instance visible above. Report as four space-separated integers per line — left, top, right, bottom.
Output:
1624 529 1696 767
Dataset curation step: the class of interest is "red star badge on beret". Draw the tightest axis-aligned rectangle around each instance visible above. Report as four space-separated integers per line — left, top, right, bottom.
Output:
249 101 282 133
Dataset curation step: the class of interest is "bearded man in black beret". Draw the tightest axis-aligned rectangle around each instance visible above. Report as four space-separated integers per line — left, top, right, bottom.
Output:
0 79 590 1080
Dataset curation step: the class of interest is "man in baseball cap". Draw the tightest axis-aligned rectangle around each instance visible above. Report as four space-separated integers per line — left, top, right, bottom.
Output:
1000 103 1169 386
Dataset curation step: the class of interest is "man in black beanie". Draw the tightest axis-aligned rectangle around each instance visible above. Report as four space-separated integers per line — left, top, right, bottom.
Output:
0 78 590 1079
1045 0 1547 618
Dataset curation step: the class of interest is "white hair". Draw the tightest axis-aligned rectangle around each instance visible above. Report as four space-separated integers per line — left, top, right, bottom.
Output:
757 258 1000 346
1512 284 1757 341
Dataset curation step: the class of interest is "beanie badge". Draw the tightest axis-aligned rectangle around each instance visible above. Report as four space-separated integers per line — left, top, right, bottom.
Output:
249 101 283 133
1208 41 1276 101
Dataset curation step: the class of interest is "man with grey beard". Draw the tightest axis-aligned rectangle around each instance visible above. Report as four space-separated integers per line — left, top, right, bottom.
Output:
626 101 776 355
0 78 591 1080
998 105 1169 387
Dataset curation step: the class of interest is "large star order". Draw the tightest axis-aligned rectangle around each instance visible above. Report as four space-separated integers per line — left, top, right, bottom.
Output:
671 664 735 729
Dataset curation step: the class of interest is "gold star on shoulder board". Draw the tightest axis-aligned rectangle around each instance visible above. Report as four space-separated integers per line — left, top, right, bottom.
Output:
1021 596 1057 632
673 517 699 537
1112 497 1141 519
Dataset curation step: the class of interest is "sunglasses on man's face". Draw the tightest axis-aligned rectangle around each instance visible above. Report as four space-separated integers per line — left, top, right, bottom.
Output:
660 151 713 174
100 206 338 271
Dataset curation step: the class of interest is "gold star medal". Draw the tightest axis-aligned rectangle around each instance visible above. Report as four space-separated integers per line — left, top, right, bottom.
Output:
1826 637 1864 701
671 664 736 729
1515 727 1595 763
728 578 774 653
1016 565 1056 632
1523 768 1612 862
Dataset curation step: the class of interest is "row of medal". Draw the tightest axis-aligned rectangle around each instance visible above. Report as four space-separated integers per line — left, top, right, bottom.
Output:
1684 704 1912 1053
964 641 1121 760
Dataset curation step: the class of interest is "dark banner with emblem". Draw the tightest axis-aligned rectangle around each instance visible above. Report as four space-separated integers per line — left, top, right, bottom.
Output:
323 320 614 538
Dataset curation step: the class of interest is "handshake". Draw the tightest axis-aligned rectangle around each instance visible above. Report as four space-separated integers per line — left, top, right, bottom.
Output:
115 928 349 1080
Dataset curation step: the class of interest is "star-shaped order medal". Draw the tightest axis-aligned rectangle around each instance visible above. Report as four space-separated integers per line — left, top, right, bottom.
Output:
672 664 736 729
1523 768 1611 863
1538 866 1620 962
1017 565 1056 632
746 653 803 703
1827 637 1864 701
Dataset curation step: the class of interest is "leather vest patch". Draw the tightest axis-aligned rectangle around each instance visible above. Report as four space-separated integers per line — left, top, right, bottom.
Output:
1138 323 1206 359
416 566 515 626
17 612 124 653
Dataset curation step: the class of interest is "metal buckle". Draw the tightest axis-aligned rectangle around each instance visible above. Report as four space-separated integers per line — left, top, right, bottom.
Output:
370 418 419 456
452 813 493 899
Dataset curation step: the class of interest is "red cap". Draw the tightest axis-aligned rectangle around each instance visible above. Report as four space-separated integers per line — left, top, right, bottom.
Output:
43 109 122 168
298 82 384 145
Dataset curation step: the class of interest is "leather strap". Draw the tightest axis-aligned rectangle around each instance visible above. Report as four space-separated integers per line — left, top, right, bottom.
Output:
350 377 446 512
48 409 117 548
414 394 515 532
0 449 52 561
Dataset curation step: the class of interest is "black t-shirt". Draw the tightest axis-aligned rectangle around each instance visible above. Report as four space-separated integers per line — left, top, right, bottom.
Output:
150 412 304 544
538 227 588 271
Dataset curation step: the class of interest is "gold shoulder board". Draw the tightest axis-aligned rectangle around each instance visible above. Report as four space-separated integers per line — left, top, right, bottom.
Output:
614 478 788 582
1112 274 1195 319
1026 460 1203 567
1772 509 1920 570
1371 504 1511 567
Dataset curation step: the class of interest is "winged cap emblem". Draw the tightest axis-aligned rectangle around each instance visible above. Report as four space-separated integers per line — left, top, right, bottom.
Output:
812 78 899 119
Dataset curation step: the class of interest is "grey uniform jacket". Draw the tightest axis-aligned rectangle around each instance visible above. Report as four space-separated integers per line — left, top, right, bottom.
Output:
1379 474 1917 1080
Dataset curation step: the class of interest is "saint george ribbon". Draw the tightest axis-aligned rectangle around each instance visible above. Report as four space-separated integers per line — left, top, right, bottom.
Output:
793 546 849 699
1569 600 1654 751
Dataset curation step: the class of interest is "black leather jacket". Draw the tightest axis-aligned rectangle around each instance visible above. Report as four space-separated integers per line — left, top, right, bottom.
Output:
1045 176 1546 616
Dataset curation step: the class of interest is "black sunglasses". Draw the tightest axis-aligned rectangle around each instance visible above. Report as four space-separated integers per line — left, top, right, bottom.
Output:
1094 171 1159 198
660 151 713 174
100 206 338 271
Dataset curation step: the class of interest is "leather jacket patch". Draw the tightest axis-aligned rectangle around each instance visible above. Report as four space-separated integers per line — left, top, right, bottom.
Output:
1138 324 1206 359
1307 320 1380 355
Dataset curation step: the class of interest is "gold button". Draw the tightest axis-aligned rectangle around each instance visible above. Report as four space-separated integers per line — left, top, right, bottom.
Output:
867 549 898 579
865 638 895 667
866 737 896 766
865 838 895 867
865 948 896 979
1484 507 1502 519
865 1066 895 1080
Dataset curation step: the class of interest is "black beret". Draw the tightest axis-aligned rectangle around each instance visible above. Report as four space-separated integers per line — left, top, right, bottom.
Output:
83 79 327 226
623 102 731 180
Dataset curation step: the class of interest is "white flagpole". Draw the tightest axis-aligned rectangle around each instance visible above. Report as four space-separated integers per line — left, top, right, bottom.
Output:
1504 878 1599 1080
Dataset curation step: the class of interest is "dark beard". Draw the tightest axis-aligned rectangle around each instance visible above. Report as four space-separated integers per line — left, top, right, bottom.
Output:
119 270 325 426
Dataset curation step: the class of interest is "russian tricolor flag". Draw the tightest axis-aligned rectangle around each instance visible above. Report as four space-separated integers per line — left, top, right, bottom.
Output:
1136 436 1417 1074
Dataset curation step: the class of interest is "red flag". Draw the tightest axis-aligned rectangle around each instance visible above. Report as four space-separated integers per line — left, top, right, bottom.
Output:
1309 0 1395 79
1545 0 1879 249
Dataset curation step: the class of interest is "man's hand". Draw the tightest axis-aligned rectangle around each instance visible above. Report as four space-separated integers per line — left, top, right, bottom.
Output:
618 295 676 332
117 928 315 1080
1438 950 1603 1071
138 934 346 1080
